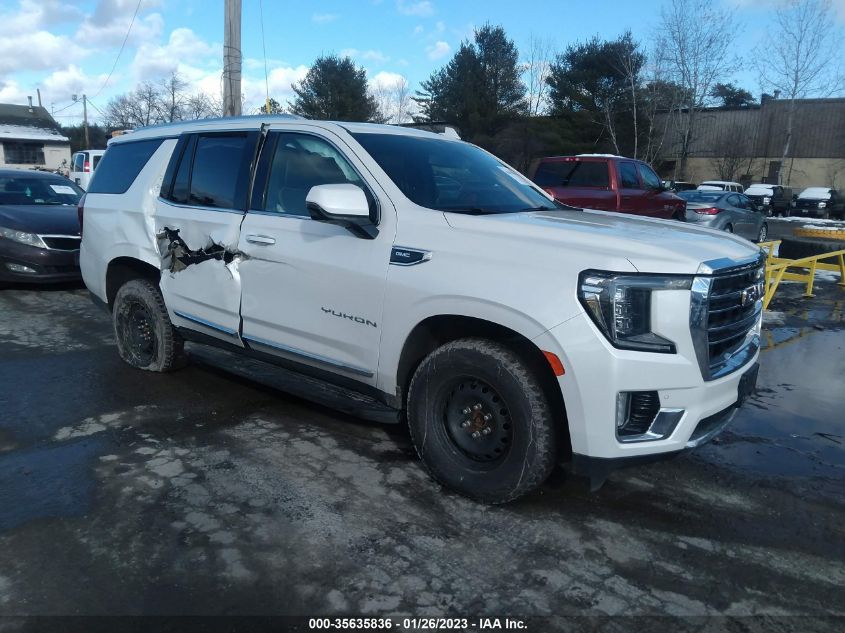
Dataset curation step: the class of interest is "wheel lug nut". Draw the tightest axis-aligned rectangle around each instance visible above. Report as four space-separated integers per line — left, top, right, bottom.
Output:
482 427 492 435
483 413 492 421
461 420 471 428
462 407 471 415
471 431 481 439
472 403 482 411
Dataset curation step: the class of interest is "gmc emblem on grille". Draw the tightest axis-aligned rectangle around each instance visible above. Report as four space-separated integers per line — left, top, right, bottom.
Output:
740 283 763 307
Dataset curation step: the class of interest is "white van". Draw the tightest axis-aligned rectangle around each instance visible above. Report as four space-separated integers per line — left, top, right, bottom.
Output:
698 180 744 193
70 149 105 190
78 115 764 502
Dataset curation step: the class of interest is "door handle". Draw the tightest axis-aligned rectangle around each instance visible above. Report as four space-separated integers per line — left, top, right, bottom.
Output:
246 234 276 245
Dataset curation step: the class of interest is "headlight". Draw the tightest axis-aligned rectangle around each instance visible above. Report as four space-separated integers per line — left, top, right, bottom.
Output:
0 226 47 248
818 201 827 209
578 271 692 353
763 196 771 204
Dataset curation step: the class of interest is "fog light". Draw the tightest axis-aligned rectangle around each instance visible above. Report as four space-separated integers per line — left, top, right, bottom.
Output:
5 263 36 274
616 391 660 436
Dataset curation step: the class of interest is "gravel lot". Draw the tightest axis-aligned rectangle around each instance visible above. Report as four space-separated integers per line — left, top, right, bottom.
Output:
0 274 843 628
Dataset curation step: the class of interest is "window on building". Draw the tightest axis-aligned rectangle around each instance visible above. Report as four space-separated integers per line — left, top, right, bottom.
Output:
4 142 45 165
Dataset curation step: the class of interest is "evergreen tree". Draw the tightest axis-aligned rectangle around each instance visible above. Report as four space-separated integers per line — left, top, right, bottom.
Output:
289 55 382 122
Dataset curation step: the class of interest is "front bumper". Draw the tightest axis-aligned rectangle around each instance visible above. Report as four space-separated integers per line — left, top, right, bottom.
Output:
533 298 760 463
0 238 81 283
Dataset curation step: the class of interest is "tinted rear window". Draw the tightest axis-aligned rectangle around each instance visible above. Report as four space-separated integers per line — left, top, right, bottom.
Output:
88 139 165 194
188 134 253 209
533 161 609 188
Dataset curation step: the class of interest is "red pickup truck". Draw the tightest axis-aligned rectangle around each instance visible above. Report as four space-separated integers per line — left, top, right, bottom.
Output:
528 154 685 220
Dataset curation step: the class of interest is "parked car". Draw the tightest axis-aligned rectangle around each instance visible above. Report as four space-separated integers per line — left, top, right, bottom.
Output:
679 190 768 242
70 149 105 190
744 184 793 217
793 187 845 219
80 117 763 502
697 181 744 193
528 154 685 219
0 169 83 283
663 180 697 193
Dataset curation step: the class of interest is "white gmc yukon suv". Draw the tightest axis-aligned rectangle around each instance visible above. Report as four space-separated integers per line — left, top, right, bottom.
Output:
79 116 764 503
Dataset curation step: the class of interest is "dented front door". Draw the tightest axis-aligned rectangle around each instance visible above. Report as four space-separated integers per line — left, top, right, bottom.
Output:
237 129 395 383
155 131 259 345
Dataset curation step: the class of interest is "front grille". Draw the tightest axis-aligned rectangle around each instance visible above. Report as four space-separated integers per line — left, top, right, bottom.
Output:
691 257 764 380
41 236 81 251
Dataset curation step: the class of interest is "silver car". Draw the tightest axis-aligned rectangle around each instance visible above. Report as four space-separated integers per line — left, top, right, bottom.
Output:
679 190 768 242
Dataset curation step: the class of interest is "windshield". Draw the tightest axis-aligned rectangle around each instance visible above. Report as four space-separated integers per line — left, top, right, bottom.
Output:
0 175 83 206
745 186 773 195
351 132 560 214
798 188 831 199
678 190 726 203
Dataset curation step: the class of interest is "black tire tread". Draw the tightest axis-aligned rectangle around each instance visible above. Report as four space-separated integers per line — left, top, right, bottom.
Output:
113 278 185 373
407 337 557 504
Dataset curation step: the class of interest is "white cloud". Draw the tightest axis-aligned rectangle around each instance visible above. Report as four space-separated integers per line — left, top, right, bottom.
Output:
426 40 450 60
132 27 217 81
0 0 83 35
397 0 434 16
41 65 111 103
340 48 390 63
0 30 89 75
370 71 407 90
75 0 164 49
312 13 340 23
0 79 27 104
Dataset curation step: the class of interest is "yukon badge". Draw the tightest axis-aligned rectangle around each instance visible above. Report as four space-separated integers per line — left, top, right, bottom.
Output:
321 307 377 328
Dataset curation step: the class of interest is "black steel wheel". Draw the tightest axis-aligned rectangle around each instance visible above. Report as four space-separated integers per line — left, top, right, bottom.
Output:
407 338 559 504
113 278 185 372
441 376 513 464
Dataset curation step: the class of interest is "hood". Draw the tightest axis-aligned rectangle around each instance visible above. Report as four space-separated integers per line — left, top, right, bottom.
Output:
444 208 759 275
0 204 80 235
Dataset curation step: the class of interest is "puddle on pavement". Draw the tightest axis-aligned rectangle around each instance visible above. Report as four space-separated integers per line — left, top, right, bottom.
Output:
700 324 844 480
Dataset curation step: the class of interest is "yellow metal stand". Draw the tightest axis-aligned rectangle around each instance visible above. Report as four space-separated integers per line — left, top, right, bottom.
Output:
757 240 845 310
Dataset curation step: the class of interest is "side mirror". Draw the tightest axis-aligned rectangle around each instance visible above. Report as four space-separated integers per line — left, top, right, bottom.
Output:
306 184 378 239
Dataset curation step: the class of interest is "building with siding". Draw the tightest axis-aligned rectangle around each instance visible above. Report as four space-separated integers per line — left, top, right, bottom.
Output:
0 102 71 171
654 97 845 190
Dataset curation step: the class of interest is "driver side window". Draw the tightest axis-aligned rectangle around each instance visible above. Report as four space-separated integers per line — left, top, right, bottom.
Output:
262 133 365 217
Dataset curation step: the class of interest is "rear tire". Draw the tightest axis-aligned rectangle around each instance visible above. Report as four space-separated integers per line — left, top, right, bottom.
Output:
406 338 558 504
724 224 734 233
113 278 185 372
756 223 768 243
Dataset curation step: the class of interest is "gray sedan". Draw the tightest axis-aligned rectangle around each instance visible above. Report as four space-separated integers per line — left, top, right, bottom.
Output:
679 190 768 242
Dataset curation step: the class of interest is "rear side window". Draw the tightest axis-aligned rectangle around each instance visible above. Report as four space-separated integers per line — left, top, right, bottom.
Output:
88 139 165 194
72 153 83 171
162 133 256 210
619 162 640 189
533 161 609 188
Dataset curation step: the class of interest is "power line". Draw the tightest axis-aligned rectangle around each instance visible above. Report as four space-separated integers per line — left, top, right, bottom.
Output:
90 0 143 100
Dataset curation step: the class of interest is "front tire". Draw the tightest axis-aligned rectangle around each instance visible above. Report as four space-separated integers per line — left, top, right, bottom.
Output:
757 223 768 243
406 338 558 504
113 278 185 372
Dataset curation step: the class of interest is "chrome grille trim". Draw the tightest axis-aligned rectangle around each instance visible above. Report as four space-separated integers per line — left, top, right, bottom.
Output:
690 253 765 381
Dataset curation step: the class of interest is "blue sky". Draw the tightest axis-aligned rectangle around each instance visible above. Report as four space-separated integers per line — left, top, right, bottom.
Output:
1 0 844 125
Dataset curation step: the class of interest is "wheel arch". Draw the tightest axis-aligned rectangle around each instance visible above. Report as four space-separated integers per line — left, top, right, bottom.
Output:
395 314 570 454
106 257 161 309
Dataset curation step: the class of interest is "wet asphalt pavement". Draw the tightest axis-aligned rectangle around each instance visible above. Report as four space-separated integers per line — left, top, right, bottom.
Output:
0 251 843 625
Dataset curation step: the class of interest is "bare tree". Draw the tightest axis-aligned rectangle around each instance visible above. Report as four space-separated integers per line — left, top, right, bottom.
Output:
658 0 738 179
755 0 845 185
370 76 412 124
158 72 189 123
185 93 220 119
522 34 554 116
709 123 752 181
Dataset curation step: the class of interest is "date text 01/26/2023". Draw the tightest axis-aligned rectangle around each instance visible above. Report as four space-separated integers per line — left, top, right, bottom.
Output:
308 617 528 630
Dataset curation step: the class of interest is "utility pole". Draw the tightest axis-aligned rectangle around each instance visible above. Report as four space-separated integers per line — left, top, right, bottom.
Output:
223 0 242 117
83 94 90 148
